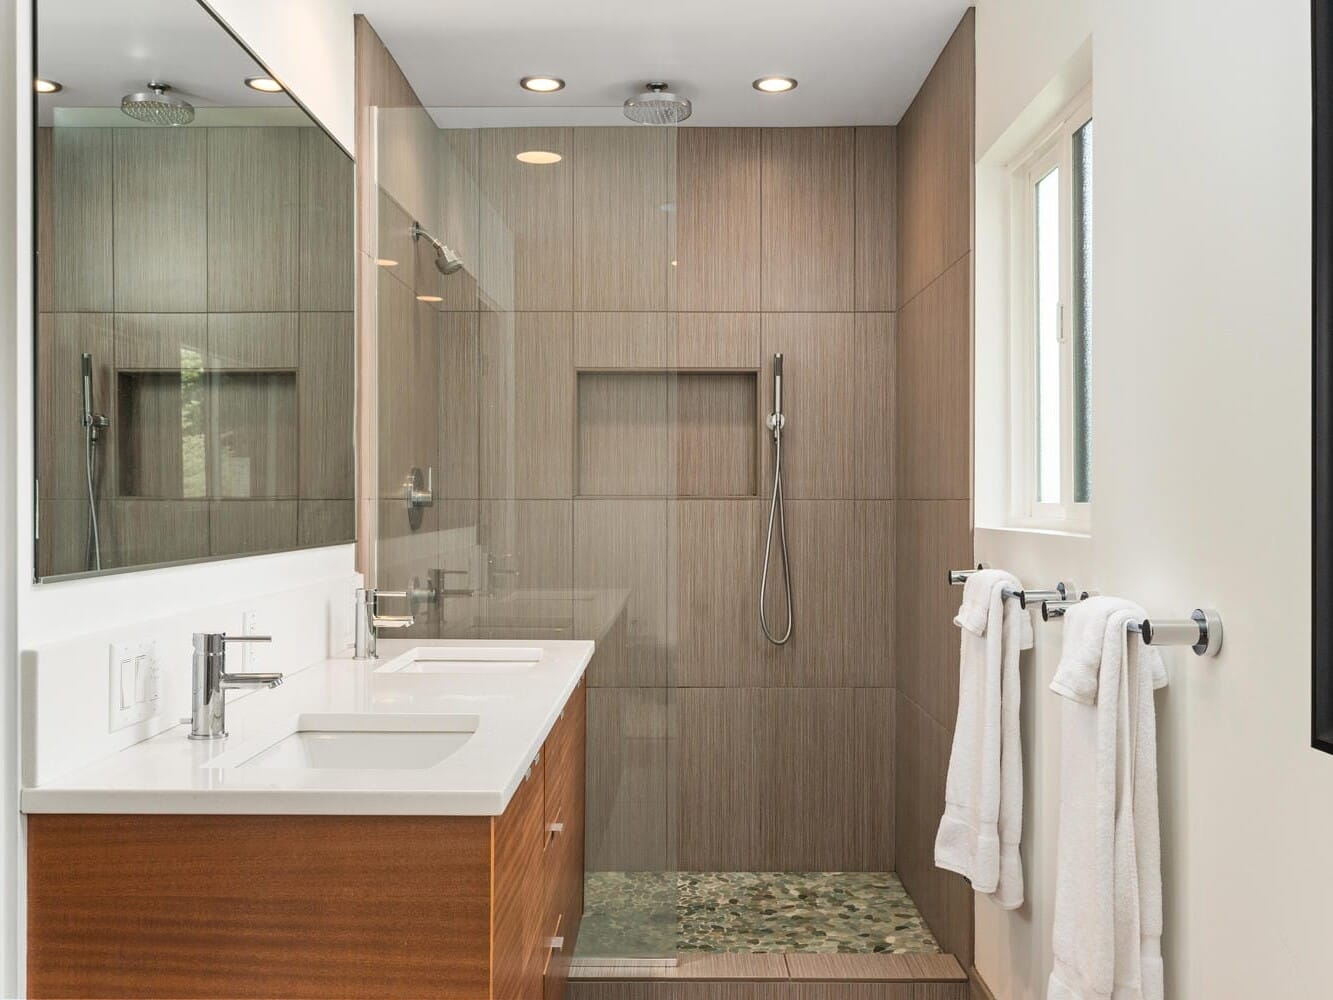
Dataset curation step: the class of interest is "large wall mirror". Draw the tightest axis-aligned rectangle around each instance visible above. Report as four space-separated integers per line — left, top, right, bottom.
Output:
32 0 355 581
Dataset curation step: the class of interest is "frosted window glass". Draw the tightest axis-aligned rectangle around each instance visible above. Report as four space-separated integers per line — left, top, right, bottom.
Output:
1072 119 1094 504
1035 168 1061 505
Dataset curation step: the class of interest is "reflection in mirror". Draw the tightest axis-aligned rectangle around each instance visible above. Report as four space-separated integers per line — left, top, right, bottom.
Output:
33 0 355 580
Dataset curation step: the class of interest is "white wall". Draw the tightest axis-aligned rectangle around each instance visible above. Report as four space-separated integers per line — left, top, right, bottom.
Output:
975 0 1324 997
2 1 358 992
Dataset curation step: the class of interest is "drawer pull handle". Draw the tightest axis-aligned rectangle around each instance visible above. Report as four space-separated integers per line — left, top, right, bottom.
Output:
547 936 564 952
546 821 565 835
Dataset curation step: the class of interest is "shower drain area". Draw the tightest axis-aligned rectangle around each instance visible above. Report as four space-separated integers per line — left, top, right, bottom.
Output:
576 871 941 958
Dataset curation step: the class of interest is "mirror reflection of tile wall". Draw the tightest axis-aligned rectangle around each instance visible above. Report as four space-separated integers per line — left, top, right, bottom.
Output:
36 123 354 578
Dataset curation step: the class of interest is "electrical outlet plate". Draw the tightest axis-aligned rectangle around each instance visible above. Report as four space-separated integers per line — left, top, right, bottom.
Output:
108 639 160 732
242 610 265 671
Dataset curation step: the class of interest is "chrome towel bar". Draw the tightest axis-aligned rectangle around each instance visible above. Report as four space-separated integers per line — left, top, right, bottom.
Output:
947 565 1078 609
947 566 1223 657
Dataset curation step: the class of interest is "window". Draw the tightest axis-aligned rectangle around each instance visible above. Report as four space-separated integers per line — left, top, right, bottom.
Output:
1011 93 1093 528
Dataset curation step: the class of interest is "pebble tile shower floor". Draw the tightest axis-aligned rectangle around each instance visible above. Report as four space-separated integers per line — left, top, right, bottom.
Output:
575 871 940 957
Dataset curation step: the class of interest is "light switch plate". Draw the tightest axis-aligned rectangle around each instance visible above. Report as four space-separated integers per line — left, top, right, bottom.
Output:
241 610 265 671
108 639 159 732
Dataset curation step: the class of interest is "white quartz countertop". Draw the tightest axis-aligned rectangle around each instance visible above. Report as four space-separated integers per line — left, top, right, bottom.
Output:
20 638 593 817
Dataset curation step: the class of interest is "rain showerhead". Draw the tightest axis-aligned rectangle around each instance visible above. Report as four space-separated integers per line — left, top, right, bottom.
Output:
411 222 464 275
623 82 692 126
121 82 195 126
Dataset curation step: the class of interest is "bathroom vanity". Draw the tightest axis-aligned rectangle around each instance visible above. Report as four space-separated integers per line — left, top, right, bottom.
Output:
23 640 592 1000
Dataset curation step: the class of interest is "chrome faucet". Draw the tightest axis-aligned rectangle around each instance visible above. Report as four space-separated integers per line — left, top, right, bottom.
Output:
354 588 416 660
189 632 283 741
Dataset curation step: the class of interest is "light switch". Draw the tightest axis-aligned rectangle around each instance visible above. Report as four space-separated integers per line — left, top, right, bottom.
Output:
108 639 161 732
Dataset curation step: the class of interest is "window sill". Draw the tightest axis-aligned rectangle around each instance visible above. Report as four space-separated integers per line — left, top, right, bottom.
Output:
976 522 1092 541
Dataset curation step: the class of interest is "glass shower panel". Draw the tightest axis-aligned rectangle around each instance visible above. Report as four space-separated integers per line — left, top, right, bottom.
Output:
372 105 682 964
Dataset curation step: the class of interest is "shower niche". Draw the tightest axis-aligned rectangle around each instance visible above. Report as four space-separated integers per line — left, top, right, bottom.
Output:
575 370 759 498
115 367 298 500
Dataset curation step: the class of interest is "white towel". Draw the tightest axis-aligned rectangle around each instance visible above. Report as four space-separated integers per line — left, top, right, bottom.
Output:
1048 597 1167 1000
935 568 1033 909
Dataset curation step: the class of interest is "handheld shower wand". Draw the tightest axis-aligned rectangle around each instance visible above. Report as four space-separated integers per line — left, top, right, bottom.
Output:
80 353 109 571
760 353 793 645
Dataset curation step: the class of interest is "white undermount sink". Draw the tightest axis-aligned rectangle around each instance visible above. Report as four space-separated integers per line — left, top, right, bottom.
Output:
374 646 543 675
209 714 479 770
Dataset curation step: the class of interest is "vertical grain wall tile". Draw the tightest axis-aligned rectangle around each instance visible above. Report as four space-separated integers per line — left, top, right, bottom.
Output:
855 126 898 312
438 311 479 499
376 272 439 500
896 255 970 500
209 499 298 556
211 371 299 499
675 688 894 871
114 314 207 370
114 128 206 313
759 500 853 684
37 498 105 578
440 129 480 271
586 687 672 873
207 314 299 369
577 373 671 497
479 128 572 311
479 311 573 499
376 190 416 283
376 497 440 622
856 312 897 499
668 499 764 687
850 500 896 688
38 314 115 499
896 10 975 307
299 128 355 312
110 499 209 567
674 373 757 498
299 312 356 500
574 127 672 311
760 313 856 499
51 127 113 311
676 128 761 311
298 499 355 547
894 500 972 729
479 501 573 594
673 313 761 369
574 498 669 687
574 313 670 369
36 128 54 312
761 128 855 312
207 127 300 311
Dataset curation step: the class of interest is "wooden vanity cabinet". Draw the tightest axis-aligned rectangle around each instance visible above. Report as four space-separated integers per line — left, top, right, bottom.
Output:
27 676 588 1000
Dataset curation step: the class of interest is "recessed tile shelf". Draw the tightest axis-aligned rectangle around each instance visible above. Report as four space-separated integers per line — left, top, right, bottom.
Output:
575 370 758 499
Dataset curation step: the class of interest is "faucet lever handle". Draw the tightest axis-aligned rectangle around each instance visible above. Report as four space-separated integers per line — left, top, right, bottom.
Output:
222 634 272 644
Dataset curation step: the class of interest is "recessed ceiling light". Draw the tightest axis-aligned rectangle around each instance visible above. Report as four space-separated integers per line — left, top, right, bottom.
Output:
34 79 62 94
753 76 798 94
376 258 399 267
245 76 284 93
416 294 444 303
520 76 565 93
516 150 562 165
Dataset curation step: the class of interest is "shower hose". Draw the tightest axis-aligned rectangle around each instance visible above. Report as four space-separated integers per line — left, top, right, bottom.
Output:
759 424 793 645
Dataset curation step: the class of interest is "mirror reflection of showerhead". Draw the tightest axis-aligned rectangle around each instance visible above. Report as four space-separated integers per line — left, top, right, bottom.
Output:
411 222 464 275
81 352 93 428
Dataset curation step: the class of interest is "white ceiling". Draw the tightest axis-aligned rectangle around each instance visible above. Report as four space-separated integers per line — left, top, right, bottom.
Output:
353 0 972 127
35 0 298 121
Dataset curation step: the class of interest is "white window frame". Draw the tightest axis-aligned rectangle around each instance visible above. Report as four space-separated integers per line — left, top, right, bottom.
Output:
1008 88 1093 532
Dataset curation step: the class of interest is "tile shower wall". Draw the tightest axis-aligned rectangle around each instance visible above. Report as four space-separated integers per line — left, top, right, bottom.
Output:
35 125 355 576
893 10 976 964
358 18 898 879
